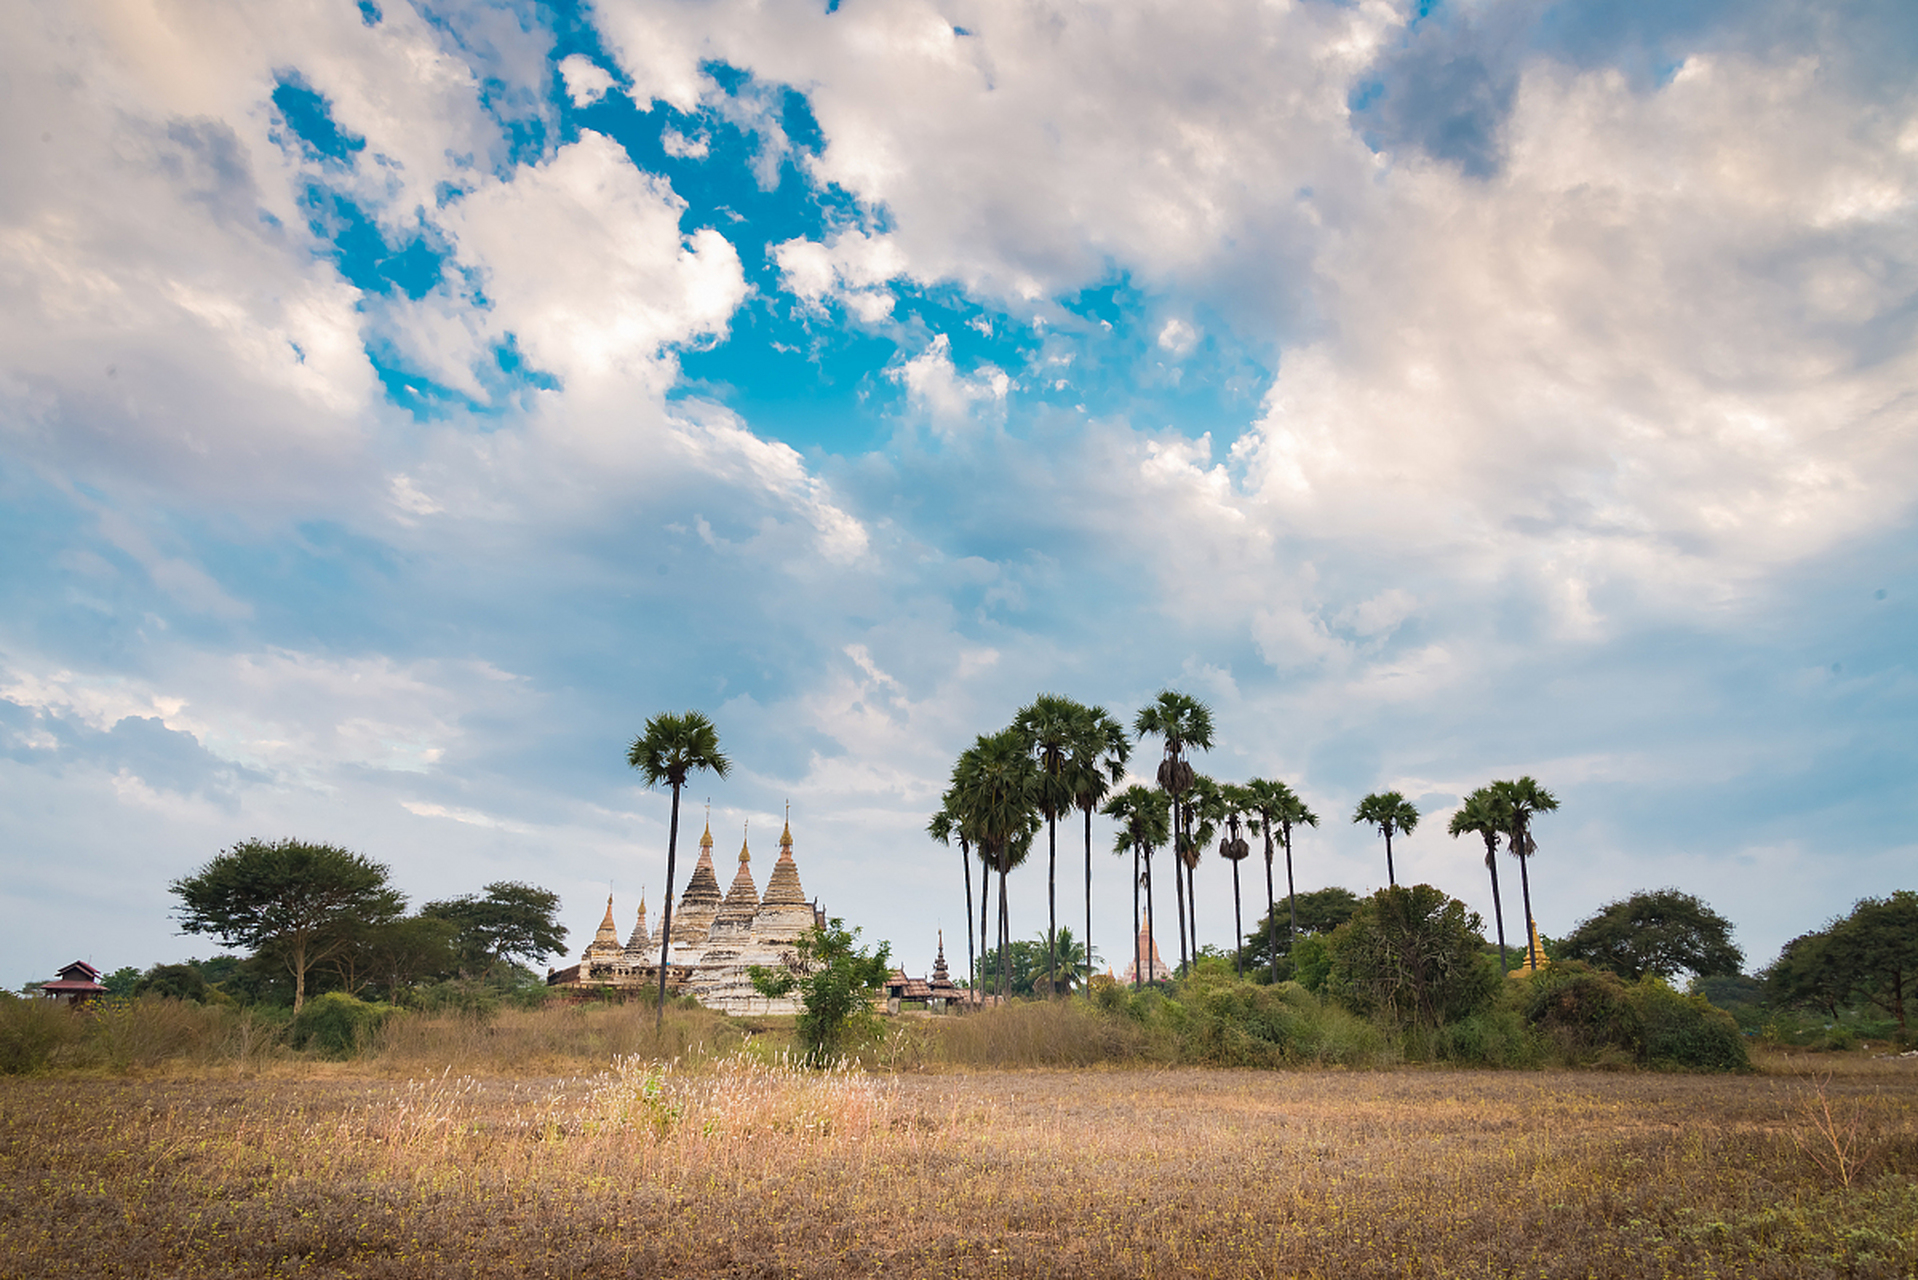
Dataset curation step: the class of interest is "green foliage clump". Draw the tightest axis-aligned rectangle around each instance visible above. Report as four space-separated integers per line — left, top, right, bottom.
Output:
1635 981 1749 1071
1558 888 1744 982
1326 885 1498 1027
751 918 891 1064
0 995 83 1075
1519 962 1749 1070
288 992 396 1058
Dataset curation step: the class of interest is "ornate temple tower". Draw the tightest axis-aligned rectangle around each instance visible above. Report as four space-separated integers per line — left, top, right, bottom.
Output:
752 817 814 943
622 895 651 964
707 829 760 942
579 895 625 978
670 820 725 956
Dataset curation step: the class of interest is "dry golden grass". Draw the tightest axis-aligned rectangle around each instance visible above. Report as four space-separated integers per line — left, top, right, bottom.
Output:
2 1048 1913 1278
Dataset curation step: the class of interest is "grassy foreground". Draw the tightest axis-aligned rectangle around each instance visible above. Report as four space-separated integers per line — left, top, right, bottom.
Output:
1 1029 1913 1278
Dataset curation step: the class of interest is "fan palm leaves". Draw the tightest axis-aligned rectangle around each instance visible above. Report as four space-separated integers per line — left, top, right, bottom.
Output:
1013 694 1091 999
1241 778 1318 982
1135 690 1213 975
1449 787 1515 974
950 728 1042 998
627 710 731 1028
927 798 979 993
1217 785 1255 978
1352 790 1419 887
1490 776 1558 969
1103 783 1170 988
1069 704 1129 996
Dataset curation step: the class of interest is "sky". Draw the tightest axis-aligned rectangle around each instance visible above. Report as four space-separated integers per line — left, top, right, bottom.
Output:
2 0 1914 991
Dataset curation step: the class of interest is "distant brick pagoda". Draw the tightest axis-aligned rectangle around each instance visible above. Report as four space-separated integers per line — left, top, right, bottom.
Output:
548 816 825 1015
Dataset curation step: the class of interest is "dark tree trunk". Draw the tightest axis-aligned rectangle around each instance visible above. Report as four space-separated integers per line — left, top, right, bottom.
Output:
1084 806 1095 995
981 850 993 997
1144 847 1157 987
1284 824 1299 943
1046 812 1058 999
1173 833 1189 976
1231 857 1244 979
654 781 682 1029
1483 833 1509 975
1514 826 1538 969
1385 828 1396 888
1131 836 1142 990
961 836 977 992
1263 827 1277 984
998 846 1012 998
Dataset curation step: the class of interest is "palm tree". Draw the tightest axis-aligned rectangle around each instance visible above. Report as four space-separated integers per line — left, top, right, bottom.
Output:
1102 784 1169 988
1180 773 1225 967
927 797 977 994
1352 790 1419 887
1241 778 1318 982
1448 787 1514 974
627 710 730 1028
950 728 1041 998
1070 704 1129 995
1217 785 1254 978
1013 695 1087 999
1135 690 1214 975
1490 777 1558 969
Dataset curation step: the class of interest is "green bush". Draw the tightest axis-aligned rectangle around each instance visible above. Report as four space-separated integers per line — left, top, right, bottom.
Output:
288 993 396 1058
0 995 84 1074
1635 980 1749 1071
1522 963 1643 1064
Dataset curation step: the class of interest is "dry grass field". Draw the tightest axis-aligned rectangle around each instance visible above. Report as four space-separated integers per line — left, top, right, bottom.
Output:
1 1040 1914 1279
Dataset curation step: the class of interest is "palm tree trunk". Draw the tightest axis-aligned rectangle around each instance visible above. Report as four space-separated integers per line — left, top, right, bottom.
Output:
1483 834 1509 975
1046 813 1058 1000
980 850 993 997
1131 837 1142 991
1384 829 1396 888
998 846 1012 999
1515 837 1538 969
1144 847 1157 987
1231 858 1244 980
1173 835 1189 976
1084 806 1095 996
1262 828 1277 984
1284 825 1299 972
654 781 682 1029
960 836 976 993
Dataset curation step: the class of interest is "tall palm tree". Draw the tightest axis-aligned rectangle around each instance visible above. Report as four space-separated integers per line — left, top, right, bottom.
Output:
1135 690 1214 975
1103 784 1169 988
1352 790 1419 887
1449 787 1514 974
950 728 1041 998
1217 785 1254 978
1070 704 1129 995
927 797 977 994
1241 778 1318 982
627 710 730 1028
1180 773 1225 967
1013 694 1087 1000
1490 777 1558 969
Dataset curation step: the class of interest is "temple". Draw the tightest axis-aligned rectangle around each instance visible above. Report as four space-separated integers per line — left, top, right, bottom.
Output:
547 816 826 1014
1122 919 1172 985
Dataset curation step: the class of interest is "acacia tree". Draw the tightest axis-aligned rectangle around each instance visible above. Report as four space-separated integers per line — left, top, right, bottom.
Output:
1103 783 1170 988
1490 777 1557 969
1448 787 1514 973
1558 888 1744 982
1766 891 1918 1035
171 838 404 1014
420 881 568 978
628 710 731 1028
1352 791 1419 888
1135 690 1213 976
1070 704 1129 995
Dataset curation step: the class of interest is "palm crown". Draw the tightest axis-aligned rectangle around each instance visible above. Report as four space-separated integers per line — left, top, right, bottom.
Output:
1353 790 1419 887
627 711 731 787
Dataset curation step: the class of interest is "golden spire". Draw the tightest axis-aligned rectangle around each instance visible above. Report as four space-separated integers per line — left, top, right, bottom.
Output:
738 820 750 864
700 804 714 850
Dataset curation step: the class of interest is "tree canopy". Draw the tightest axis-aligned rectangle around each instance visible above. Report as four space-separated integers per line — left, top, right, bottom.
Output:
1766 890 1918 1034
170 838 403 1014
1327 884 1495 1027
421 881 569 977
1557 888 1744 982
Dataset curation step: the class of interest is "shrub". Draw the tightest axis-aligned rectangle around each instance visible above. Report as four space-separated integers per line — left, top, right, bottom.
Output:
0 995 84 1074
1635 980 1750 1071
1327 885 1498 1027
288 992 396 1058
1522 963 1643 1064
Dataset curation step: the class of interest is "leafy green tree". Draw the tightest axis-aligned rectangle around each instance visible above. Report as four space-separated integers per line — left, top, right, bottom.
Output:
628 710 731 1028
361 915 460 999
750 918 891 1063
1327 884 1495 1027
1352 792 1419 888
421 881 568 977
1490 776 1558 969
132 963 210 1002
1241 778 1317 983
1029 926 1098 995
170 838 404 1014
1070 704 1130 996
1767 891 1918 1036
1103 783 1170 988
102 967 141 997
1448 787 1514 972
1239 887 1362 977
950 728 1041 997
1014 694 1089 999
1135 690 1214 975
1558 888 1744 982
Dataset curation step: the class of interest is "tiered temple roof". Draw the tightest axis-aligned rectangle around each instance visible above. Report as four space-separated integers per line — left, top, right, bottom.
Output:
622 896 651 962
670 822 724 950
